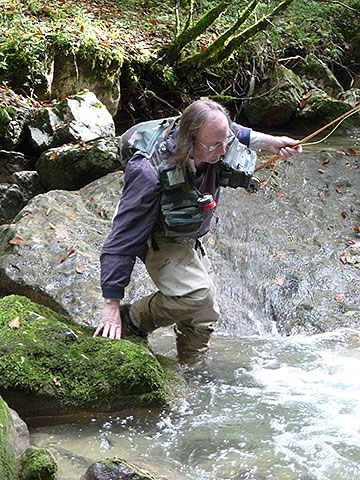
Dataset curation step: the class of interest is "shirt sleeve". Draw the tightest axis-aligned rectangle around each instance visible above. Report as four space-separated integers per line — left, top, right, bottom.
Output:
100 154 161 299
230 122 251 147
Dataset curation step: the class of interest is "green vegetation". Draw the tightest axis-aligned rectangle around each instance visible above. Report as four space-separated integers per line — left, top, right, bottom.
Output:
0 295 181 415
19 447 57 480
0 0 359 100
0 397 18 480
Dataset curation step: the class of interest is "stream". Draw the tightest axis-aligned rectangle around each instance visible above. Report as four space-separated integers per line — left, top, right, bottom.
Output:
30 132 360 480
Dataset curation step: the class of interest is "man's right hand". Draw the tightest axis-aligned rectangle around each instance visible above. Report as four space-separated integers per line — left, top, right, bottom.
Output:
93 299 122 340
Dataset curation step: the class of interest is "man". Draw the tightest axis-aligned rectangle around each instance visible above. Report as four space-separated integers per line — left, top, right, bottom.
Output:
93 99 302 362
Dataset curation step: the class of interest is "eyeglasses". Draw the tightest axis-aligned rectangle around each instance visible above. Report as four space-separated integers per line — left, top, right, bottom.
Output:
197 133 235 152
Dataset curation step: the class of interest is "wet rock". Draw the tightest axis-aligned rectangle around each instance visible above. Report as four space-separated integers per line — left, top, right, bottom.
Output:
28 90 115 152
82 458 168 480
36 136 120 191
243 65 305 128
0 171 156 325
210 151 360 336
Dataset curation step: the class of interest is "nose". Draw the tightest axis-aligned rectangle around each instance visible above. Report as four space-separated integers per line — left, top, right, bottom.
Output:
217 141 227 155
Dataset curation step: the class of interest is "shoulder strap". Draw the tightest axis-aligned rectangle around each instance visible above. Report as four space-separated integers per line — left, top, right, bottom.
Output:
118 116 179 170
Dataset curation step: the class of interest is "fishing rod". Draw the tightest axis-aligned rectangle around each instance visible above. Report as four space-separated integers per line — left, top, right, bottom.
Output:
255 102 360 172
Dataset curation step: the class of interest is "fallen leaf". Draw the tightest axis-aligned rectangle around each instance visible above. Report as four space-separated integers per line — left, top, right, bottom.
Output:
340 211 347 219
354 225 360 233
8 316 20 329
321 157 330 165
76 265 85 274
335 186 345 194
207 237 216 246
45 206 52 216
274 277 284 286
50 152 57 160
67 213 75 220
345 148 357 156
350 206 355 212
334 295 345 302
318 191 325 198
276 192 285 199
48 222 56 230
75 329 84 335
340 251 348 264
274 252 285 260
201 44 207 52
9 237 24 245
53 378 61 387
318 169 325 174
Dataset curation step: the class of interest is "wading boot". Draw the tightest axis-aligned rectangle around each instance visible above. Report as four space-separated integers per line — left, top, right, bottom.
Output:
120 304 148 339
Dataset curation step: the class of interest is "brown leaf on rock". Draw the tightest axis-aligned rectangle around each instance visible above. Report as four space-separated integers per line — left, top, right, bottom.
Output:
354 225 360 233
8 316 20 329
9 237 24 245
45 207 52 216
340 211 347 219
274 252 285 261
274 277 284 286
335 186 345 194
345 148 358 156
334 295 345 302
76 265 85 274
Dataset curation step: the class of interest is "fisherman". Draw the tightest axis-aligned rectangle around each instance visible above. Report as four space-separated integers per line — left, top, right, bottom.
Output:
93 99 302 362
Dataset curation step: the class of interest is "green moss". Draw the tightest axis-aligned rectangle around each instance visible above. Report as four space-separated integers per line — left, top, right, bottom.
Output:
0 397 19 480
0 295 179 416
20 447 57 480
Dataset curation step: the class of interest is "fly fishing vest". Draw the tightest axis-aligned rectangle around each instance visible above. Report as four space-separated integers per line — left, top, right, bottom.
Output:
118 116 257 237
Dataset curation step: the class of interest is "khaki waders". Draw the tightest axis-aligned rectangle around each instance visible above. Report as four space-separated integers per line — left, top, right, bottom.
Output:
129 234 220 361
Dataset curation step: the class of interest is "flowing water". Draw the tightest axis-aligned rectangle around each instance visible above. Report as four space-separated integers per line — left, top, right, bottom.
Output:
31 329 360 480
30 131 360 479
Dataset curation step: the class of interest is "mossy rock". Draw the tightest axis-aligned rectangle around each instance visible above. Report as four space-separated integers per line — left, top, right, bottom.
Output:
294 90 360 132
0 295 183 421
0 397 19 480
19 447 57 480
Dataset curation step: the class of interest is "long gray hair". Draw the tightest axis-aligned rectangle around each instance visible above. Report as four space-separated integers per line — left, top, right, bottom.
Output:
173 99 230 169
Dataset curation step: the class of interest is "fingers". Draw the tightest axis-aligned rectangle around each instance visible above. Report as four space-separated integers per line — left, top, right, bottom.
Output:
93 318 122 340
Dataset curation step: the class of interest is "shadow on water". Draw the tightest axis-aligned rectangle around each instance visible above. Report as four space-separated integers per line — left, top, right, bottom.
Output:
30 132 360 480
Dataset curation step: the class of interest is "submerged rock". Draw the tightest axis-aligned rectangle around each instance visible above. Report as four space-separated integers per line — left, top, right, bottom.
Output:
82 458 168 480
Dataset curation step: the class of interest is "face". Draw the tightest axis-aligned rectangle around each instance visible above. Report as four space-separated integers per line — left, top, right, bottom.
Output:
192 112 231 169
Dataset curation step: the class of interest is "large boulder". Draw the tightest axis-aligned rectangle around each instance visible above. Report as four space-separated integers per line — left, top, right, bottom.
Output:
36 136 120 191
243 65 305 128
50 54 122 117
294 89 360 132
27 90 115 153
284 53 344 95
0 171 153 325
0 294 184 420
